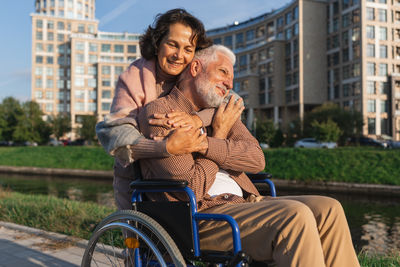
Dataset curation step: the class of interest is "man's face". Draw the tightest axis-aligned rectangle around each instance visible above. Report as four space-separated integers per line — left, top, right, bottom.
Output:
194 53 234 108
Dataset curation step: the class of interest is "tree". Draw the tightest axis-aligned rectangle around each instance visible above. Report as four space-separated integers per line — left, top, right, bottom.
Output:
1 97 23 141
255 117 276 145
49 114 71 140
0 104 7 140
303 103 363 145
311 119 342 142
77 115 98 142
13 101 51 144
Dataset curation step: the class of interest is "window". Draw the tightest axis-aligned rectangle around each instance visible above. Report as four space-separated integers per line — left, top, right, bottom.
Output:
89 43 98 52
78 24 85 33
379 63 387 76
35 78 42 88
293 6 299 20
36 31 43 40
285 12 292 24
368 118 376 134
285 28 292 40
115 66 124 75
342 14 350 27
57 80 64 89
35 67 43 75
46 44 54 53
342 0 350 9
224 36 232 47
57 21 64 30
101 44 111 52
47 21 54 29
35 91 43 99
58 44 65 53
367 81 376 94
36 56 43 63
75 65 85 74
236 33 244 48
46 91 53 99
352 27 360 41
75 77 84 87
88 66 97 75
36 19 43 28
102 102 111 111
127 45 136 53
367 99 376 112
379 27 387 40
57 34 64 42
89 55 97 63
256 26 265 38
75 90 85 99
114 45 124 53
47 56 53 64
102 66 111 75
88 25 95 33
102 90 111 98
102 79 111 87
45 103 53 112
246 29 255 41
380 45 387 58
36 43 43 52
75 102 84 112
88 78 97 87
46 67 53 76
277 16 284 28
367 62 375 75
47 32 54 41
381 100 388 113
89 90 96 100
76 53 84 63
367 44 375 57
378 9 387 22
366 7 374 20
366 26 375 39
75 42 84 51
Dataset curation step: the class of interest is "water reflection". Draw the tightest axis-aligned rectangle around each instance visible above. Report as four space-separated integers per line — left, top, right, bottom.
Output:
0 174 399 255
0 174 115 207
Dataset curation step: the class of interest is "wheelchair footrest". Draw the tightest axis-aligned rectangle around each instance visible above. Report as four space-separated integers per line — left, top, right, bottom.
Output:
196 250 250 266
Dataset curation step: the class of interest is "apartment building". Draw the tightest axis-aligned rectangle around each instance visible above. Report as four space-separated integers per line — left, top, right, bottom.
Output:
207 0 400 140
31 0 140 138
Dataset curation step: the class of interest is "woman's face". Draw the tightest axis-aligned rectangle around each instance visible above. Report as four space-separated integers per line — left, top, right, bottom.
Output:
157 23 196 76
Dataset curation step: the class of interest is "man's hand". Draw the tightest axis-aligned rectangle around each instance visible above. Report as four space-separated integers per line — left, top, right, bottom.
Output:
166 126 208 155
212 95 244 139
149 111 202 129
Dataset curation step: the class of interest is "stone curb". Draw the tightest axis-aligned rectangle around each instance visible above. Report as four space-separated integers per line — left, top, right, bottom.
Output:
0 221 89 250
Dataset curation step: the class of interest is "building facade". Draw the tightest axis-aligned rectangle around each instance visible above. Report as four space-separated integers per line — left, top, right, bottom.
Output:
31 0 140 138
207 0 400 140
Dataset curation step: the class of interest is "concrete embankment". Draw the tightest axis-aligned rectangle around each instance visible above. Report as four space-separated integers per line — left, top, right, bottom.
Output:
1 165 400 197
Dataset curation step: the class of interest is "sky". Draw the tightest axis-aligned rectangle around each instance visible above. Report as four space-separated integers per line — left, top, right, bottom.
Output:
0 0 290 102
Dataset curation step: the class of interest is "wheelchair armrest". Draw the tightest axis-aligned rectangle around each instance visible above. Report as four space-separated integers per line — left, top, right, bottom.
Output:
246 172 272 180
130 179 188 190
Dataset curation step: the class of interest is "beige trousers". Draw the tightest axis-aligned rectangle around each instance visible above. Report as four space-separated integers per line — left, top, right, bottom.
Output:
199 195 360 267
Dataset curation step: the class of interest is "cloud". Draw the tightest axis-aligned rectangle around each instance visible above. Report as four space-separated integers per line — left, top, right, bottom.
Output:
99 0 138 27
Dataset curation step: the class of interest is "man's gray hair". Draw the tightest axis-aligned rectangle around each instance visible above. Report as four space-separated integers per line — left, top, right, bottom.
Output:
194 44 236 66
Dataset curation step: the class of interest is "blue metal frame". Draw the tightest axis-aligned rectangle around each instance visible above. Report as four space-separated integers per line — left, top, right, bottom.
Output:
251 179 276 197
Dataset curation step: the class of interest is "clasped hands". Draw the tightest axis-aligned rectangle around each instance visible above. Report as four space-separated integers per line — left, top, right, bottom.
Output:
148 96 244 156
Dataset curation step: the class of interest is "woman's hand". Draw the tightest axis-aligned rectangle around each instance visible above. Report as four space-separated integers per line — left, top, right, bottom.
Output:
166 126 208 155
149 111 202 129
212 95 244 139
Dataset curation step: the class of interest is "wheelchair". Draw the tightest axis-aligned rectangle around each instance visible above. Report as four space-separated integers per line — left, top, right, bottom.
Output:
81 173 276 267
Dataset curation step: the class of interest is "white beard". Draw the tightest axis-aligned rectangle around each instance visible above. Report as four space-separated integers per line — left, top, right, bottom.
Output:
194 75 225 108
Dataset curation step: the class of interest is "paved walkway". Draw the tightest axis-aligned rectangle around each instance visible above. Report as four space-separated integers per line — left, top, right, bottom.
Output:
0 221 88 267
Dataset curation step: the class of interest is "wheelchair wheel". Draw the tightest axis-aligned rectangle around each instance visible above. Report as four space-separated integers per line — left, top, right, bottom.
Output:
81 210 185 267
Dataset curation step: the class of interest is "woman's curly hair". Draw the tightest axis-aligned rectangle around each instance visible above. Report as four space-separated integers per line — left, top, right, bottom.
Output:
139 8 213 60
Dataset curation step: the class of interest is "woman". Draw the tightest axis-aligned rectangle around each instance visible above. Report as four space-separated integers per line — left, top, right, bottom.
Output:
96 9 243 211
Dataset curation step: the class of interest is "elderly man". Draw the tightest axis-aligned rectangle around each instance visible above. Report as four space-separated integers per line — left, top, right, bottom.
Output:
138 45 360 267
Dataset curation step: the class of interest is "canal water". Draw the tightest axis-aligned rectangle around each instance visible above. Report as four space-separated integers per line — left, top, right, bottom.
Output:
0 174 399 255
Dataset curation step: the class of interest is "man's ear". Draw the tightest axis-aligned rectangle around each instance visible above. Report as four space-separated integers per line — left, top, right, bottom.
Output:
190 59 203 77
